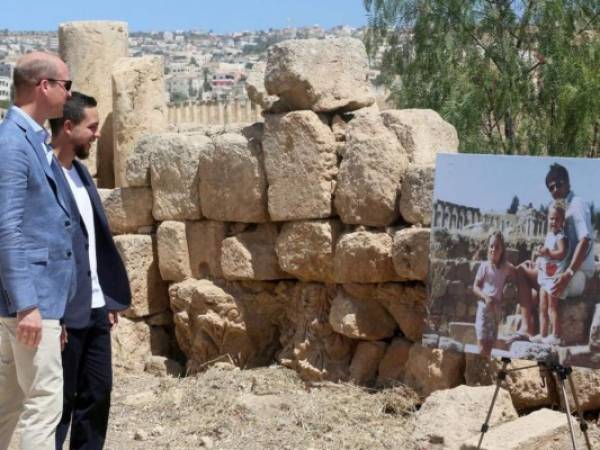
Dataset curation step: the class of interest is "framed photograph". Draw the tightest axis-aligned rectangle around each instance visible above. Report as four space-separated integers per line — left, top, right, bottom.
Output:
424 154 600 369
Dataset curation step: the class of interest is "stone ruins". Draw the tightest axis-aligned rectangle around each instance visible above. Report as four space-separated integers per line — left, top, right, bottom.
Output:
58 21 600 418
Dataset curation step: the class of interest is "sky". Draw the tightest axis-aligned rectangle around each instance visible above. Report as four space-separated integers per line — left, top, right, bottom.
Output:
1 0 369 33
434 153 600 213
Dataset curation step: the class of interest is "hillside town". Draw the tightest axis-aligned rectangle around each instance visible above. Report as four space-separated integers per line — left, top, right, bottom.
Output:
0 25 384 121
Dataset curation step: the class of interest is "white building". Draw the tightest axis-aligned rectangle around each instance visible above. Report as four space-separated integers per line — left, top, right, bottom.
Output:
0 76 11 102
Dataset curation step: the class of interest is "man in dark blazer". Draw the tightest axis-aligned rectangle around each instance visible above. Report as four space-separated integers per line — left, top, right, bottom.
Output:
49 92 131 450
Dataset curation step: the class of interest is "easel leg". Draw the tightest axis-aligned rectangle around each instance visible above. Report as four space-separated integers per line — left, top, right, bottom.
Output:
567 373 593 450
477 357 510 449
553 365 579 450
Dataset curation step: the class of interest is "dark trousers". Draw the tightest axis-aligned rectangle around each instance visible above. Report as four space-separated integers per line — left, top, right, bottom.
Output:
56 307 112 450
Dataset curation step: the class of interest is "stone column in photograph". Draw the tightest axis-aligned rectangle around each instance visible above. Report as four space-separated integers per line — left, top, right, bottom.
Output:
112 56 167 187
59 20 128 188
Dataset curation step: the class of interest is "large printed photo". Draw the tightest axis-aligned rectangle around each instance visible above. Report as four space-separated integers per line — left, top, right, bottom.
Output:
424 154 600 369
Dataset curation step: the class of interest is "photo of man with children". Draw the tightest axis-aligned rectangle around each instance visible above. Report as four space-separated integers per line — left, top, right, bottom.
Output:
425 154 600 369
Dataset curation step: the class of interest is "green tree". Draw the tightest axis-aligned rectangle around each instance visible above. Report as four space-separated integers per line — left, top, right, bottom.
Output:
507 195 520 214
364 0 599 156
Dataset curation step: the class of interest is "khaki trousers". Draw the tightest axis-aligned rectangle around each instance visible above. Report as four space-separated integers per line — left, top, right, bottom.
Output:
0 317 63 450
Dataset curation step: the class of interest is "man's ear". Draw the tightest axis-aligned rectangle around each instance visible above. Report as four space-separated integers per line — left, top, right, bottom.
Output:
63 119 74 136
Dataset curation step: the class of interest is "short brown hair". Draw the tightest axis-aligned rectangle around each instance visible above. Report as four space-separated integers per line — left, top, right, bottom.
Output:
13 56 59 94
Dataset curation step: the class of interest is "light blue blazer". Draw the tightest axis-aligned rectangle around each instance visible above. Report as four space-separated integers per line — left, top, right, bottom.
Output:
0 108 76 320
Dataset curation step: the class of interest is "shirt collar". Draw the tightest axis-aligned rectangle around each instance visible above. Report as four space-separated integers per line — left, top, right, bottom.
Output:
11 105 50 146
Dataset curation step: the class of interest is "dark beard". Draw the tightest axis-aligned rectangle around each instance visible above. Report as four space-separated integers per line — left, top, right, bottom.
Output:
74 144 90 160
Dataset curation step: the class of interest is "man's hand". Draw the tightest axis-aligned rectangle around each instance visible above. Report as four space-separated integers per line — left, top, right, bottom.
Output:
108 311 119 331
551 271 572 297
16 307 42 349
60 325 68 351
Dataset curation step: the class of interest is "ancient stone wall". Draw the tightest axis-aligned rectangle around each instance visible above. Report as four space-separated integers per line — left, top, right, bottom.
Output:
59 26 600 411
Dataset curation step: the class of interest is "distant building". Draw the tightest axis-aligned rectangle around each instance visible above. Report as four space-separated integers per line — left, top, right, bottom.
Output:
0 76 11 102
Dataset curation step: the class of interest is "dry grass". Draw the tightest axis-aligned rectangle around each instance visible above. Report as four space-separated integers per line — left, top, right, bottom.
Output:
105 364 421 450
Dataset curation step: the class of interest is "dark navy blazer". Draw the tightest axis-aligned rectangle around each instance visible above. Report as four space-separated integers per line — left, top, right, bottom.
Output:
57 160 131 329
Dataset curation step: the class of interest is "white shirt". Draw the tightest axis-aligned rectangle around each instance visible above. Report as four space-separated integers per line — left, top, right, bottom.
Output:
62 165 106 309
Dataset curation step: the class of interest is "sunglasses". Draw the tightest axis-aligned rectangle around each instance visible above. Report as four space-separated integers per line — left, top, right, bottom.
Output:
37 78 72 92
547 180 565 192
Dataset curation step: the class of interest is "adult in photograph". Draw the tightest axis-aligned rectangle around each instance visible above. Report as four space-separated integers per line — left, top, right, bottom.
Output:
513 163 595 341
0 52 75 450
49 92 131 450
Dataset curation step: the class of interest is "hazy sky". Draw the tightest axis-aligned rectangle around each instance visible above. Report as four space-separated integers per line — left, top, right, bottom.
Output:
1 0 368 32
434 153 600 213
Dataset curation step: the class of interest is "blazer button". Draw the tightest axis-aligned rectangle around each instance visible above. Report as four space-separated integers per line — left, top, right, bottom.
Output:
66 251 72 258
65 220 71 227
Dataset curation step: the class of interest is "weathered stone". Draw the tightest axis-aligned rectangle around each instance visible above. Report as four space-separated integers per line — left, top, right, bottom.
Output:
145 311 174 327
278 283 353 382
98 187 154 235
403 344 465 397
349 341 386 386
449 322 477 345
566 367 600 411
156 221 191 282
198 129 269 223
186 220 227 278
124 133 164 187
334 113 408 226
334 231 399 283
377 337 412 384
413 385 517 449
381 109 459 166
169 279 287 373
465 353 556 411
112 56 166 187
329 289 397 341
59 21 128 187
460 408 580 450
588 304 600 350
262 111 337 221
114 235 169 318
399 165 435 225
331 114 347 141
150 133 211 220
112 316 171 372
275 220 341 283
347 283 428 342
144 356 183 377
265 37 374 112
221 224 290 281
245 61 284 112
392 227 430 281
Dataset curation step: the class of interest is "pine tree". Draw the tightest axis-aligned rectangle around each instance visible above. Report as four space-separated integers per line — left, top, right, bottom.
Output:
364 0 599 155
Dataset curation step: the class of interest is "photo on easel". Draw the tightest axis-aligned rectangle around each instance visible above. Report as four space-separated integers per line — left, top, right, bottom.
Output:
424 153 600 369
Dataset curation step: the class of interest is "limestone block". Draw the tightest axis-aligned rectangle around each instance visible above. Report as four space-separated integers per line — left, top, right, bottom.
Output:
275 220 341 283
112 56 167 187
265 37 375 112
465 353 556 411
156 221 191 282
377 337 413 384
221 224 290 280
262 111 337 221
124 133 165 187
334 231 399 283
460 408 580 450
186 220 226 278
567 367 600 411
329 289 397 341
59 21 128 186
399 165 435 225
198 129 268 222
278 283 353 382
245 61 283 112
112 316 171 372
168 279 287 373
150 133 211 220
98 187 154 235
413 385 517 450
381 109 459 166
344 283 429 342
144 356 183 377
334 113 408 226
403 344 465 397
114 235 169 318
392 227 430 281
349 341 387 386
331 115 347 141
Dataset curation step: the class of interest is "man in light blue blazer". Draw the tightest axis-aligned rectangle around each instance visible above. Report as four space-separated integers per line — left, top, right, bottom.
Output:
0 52 76 450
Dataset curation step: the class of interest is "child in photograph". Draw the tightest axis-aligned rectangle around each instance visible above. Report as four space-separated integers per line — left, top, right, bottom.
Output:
473 231 514 357
532 200 569 345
